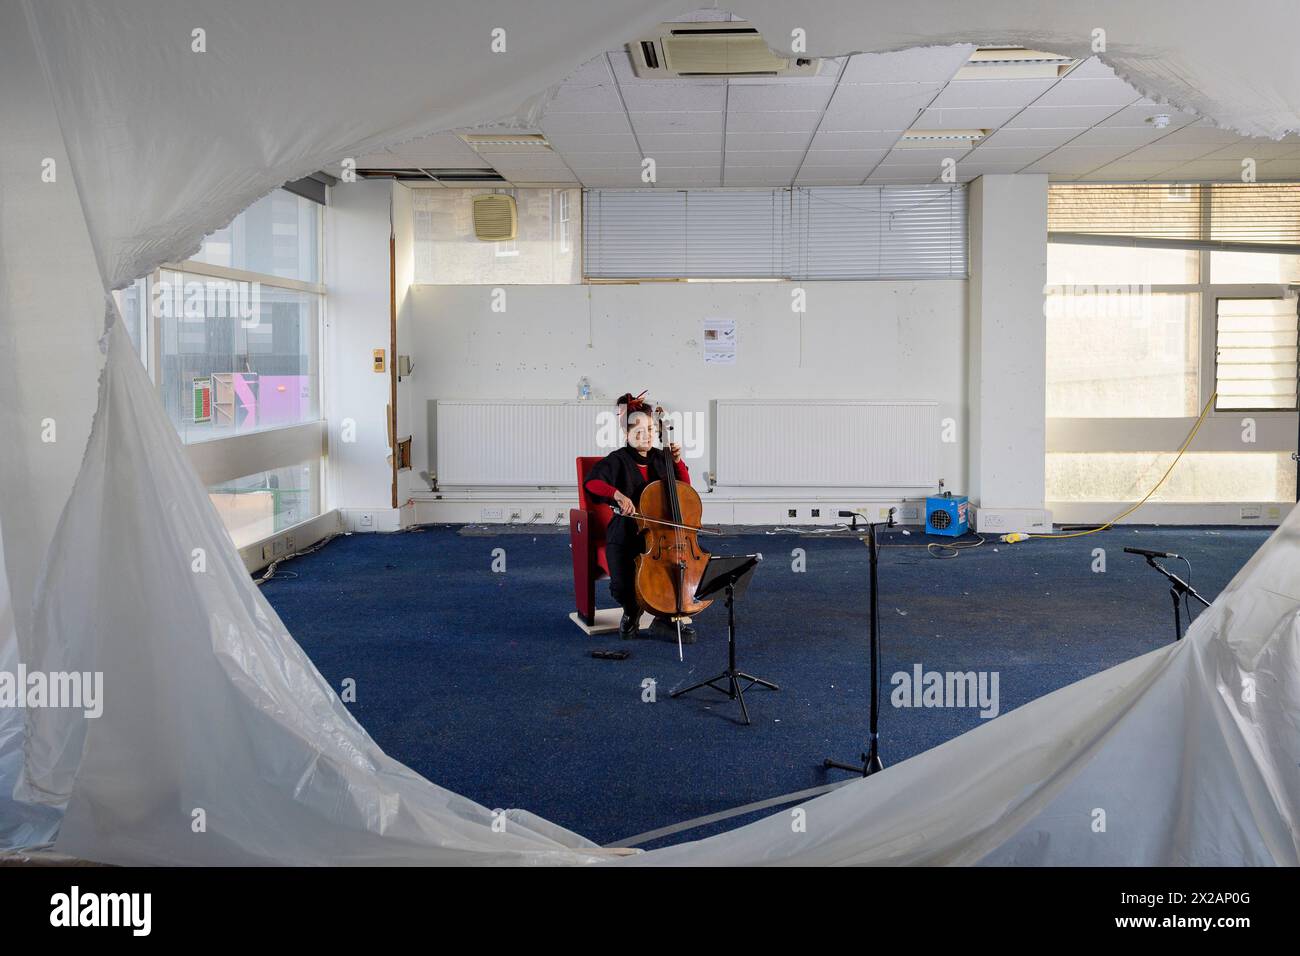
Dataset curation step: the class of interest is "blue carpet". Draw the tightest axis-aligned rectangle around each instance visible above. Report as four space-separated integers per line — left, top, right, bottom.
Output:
259 523 1270 849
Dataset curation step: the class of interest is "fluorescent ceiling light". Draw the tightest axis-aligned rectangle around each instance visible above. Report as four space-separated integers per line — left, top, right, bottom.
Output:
897 129 988 147
459 133 552 149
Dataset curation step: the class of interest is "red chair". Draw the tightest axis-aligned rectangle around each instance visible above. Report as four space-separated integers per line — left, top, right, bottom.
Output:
569 456 614 628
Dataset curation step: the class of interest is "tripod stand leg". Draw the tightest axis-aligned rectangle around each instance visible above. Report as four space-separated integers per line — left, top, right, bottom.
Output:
732 675 751 726
736 671 779 691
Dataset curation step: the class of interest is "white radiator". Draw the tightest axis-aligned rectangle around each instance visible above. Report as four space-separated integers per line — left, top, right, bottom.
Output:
434 400 611 486
714 400 939 487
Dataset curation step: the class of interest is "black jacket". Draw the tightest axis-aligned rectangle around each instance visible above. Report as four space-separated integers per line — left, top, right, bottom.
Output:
584 445 679 546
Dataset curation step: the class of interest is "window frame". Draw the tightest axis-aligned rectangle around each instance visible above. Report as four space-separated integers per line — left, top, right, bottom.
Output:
126 187 330 548
1045 182 1300 511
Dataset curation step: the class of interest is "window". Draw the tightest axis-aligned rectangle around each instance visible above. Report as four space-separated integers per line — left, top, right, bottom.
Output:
189 189 320 283
1046 452 1295 503
1215 297 1299 411
582 185 968 280
208 461 320 550
1047 183 1300 509
120 186 327 549
412 187 580 283
558 190 571 254
156 270 321 442
1046 289 1199 417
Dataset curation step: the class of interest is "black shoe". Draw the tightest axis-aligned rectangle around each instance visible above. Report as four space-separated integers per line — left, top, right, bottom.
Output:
619 612 638 640
649 617 696 644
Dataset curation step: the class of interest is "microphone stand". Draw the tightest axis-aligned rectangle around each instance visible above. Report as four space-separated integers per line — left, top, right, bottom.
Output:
824 509 894 777
1136 554 1211 641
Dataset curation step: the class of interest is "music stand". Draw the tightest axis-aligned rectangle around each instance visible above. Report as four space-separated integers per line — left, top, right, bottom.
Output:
670 554 777 725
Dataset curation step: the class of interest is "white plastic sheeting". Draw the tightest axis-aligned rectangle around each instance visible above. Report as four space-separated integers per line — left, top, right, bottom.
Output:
2 0 1299 864
21 315 614 865
637 512 1300 864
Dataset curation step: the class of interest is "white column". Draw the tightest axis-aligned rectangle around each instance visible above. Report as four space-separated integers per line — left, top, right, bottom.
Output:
967 174 1050 532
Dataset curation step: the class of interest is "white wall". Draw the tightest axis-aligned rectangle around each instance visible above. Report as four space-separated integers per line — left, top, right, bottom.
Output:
968 174 1049 526
325 180 398 529
404 279 968 521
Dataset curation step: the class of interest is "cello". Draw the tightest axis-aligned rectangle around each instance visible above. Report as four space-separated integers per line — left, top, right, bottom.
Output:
634 405 713 651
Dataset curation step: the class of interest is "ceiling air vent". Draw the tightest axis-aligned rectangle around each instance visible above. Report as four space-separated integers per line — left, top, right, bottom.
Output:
954 47 1077 80
629 21 820 78
472 194 517 241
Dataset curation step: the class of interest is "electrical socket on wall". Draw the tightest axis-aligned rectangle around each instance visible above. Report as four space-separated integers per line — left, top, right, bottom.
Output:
1240 505 1262 519
360 513 374 528
481 507 504 521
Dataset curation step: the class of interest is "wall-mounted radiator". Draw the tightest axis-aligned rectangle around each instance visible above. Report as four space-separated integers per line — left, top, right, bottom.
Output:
714 400 939 488
434 400 610 486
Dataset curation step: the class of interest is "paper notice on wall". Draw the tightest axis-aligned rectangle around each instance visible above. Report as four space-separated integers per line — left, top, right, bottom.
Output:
702 318 736 365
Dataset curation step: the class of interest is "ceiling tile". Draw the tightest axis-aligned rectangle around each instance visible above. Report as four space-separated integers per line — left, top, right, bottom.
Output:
727 111 824 133
725 131 814 150
964 146 1053 166
822 83 942 131
540 112 633 135
543 85 626 114
1062 57 1119 80
794 174 868 186
726 148 806 167
1077 161 1178 180
865 169 937 183
638 132 724 153
627 149 719 167
1097 101 1199 128
1258 159 1300 179
800 148 888 167
1029 78 1140 109
838 44 975 85
1008 105 1130 128
542 132 640 154
727 83 835 112
795 165 877 180
809 130 904 150
1065 125 1167 147
1142 122 1243 144
1021 145 1133 173
910 106 1023 130
619 83 726 112
1123 142 1223 162
630 112 724 135
389 135 488 168
879 145 971 166
1199 141 1298 160
979 127 1085 149
927 78 1056 110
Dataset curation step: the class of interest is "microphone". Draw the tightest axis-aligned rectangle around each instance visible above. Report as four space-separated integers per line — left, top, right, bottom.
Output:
838 511 857 518
1124 546 1181 560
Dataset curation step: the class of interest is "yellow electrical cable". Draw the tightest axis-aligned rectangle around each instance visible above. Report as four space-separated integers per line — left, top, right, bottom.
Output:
1027 390 1218 540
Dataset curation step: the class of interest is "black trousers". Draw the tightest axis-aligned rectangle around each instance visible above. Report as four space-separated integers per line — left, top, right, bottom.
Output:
604 537 642 619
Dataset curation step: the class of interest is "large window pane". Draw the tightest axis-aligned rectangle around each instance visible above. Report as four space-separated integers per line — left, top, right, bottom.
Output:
1047 452 1296 503
1046 243 1198 285
157 270 320 442
1210 250 1300 284
190 188 320 283
209 460 320 549
1046 291 1200 417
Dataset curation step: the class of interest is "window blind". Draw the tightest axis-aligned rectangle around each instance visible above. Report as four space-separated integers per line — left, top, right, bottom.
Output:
583 185 967 280
1215 297 1299 411
1049 183 1300 255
